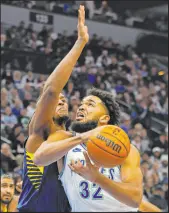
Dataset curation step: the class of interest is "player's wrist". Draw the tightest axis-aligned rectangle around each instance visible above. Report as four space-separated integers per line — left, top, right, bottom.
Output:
93 170 102 184
80 131 91 142
76 38 87 46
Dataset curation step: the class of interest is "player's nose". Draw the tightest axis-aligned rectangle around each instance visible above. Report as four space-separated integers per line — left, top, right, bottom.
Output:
78 105 87 115
58 100 64 106
79 104 85 111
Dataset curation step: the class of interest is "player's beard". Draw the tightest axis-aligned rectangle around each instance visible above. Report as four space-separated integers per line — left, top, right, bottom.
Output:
1 198 12 205
53 116 69 126
71 120 98 133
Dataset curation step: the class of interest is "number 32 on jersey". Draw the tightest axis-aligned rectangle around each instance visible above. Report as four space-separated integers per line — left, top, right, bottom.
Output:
79 181 103 200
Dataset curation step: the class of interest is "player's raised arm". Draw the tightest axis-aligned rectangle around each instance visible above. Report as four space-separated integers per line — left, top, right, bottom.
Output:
42 5 89 93
26 6 89 152
32 5 89 128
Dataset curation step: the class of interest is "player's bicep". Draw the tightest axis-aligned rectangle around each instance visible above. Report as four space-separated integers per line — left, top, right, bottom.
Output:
33 88 59 130
121 146 143 186
25 134 44 153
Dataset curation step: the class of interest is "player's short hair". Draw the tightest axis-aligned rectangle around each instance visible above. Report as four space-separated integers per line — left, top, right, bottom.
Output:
1 174 14 180
88 87 120 125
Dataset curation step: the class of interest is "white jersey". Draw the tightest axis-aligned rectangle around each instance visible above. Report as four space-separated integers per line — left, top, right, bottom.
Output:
59 144 138 212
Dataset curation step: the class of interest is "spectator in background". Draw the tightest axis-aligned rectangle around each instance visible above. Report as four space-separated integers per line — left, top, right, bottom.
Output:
85 49 95 66
22 90 33 108
131 134 142 151
26 23 34 34
1 174 17 212
99 1 112 15
120 112 131 134
141 151 152 164
17 21 25 33
13 71 23 90
149 185 168 211
21 71 36 87
96 50 111 68
12 99 23 118
1 107 18 129
13 131 25 155
86 1 95 19
8 124 23 147
153 133 168 151
27 100 36 118
1 143 18 173
65 81 75 100
160 154 168 181
38 25 48 42
1 88 9 113
18 108 30 129
151 147 163 163
1 70 14 88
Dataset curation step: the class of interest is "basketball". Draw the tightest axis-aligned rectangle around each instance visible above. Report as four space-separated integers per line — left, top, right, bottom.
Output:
87 125 131 168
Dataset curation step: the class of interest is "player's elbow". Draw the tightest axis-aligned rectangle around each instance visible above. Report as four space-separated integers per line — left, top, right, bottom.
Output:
42 85 58 100
33 151 46 167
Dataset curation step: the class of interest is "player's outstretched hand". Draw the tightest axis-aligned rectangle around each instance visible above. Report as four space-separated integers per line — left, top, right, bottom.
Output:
69 152 100 183
77 5 89 44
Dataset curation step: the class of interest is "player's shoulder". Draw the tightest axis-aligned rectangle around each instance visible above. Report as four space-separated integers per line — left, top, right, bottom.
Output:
130 144 141 156
47 130 73 141
124 144 141 166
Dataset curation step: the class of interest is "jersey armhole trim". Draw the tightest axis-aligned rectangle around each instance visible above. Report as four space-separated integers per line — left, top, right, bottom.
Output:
58 154 67 180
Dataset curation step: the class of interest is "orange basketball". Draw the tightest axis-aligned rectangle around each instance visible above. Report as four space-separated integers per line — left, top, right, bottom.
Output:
87 125 130 168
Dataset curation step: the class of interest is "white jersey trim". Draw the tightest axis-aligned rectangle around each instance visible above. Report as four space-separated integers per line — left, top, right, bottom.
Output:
58 153 68 179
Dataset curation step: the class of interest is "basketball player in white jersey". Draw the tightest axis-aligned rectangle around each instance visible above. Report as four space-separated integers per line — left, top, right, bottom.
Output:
33 6 160 212
34 88 143 212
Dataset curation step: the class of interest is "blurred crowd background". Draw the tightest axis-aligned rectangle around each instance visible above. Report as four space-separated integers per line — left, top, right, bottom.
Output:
1 0 168 211
2 0 168 33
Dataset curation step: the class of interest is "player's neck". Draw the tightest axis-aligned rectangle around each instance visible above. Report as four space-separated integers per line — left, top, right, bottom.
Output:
59 123 66 130
54 123 66 131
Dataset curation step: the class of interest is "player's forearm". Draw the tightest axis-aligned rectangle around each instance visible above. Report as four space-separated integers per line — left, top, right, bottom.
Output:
43 38 86 93
139 200 162 212
33 129 94 166
95 173 142 208
34 135 84 166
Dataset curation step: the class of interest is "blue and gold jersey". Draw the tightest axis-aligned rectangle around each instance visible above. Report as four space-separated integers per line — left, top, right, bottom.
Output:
18 150 70 212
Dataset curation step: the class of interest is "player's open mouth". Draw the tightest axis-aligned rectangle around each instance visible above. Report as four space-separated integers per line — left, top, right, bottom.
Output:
4 195 11 199
76 112 85 120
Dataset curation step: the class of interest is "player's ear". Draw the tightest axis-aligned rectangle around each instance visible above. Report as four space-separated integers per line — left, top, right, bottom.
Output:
99 115 110 125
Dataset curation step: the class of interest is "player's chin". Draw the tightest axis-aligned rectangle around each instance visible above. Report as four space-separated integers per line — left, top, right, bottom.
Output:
2 197 12 204
75 117 86 123
58 110 69 117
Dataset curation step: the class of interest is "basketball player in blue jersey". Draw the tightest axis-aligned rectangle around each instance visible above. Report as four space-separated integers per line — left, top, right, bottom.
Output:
18 5 89 212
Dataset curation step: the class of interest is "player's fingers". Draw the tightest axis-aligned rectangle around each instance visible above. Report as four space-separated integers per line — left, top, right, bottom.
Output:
77 160 83 168
83 152 91 165
70 159 75 166
78 9 82 26
68 164 75 171
81 5 85 25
